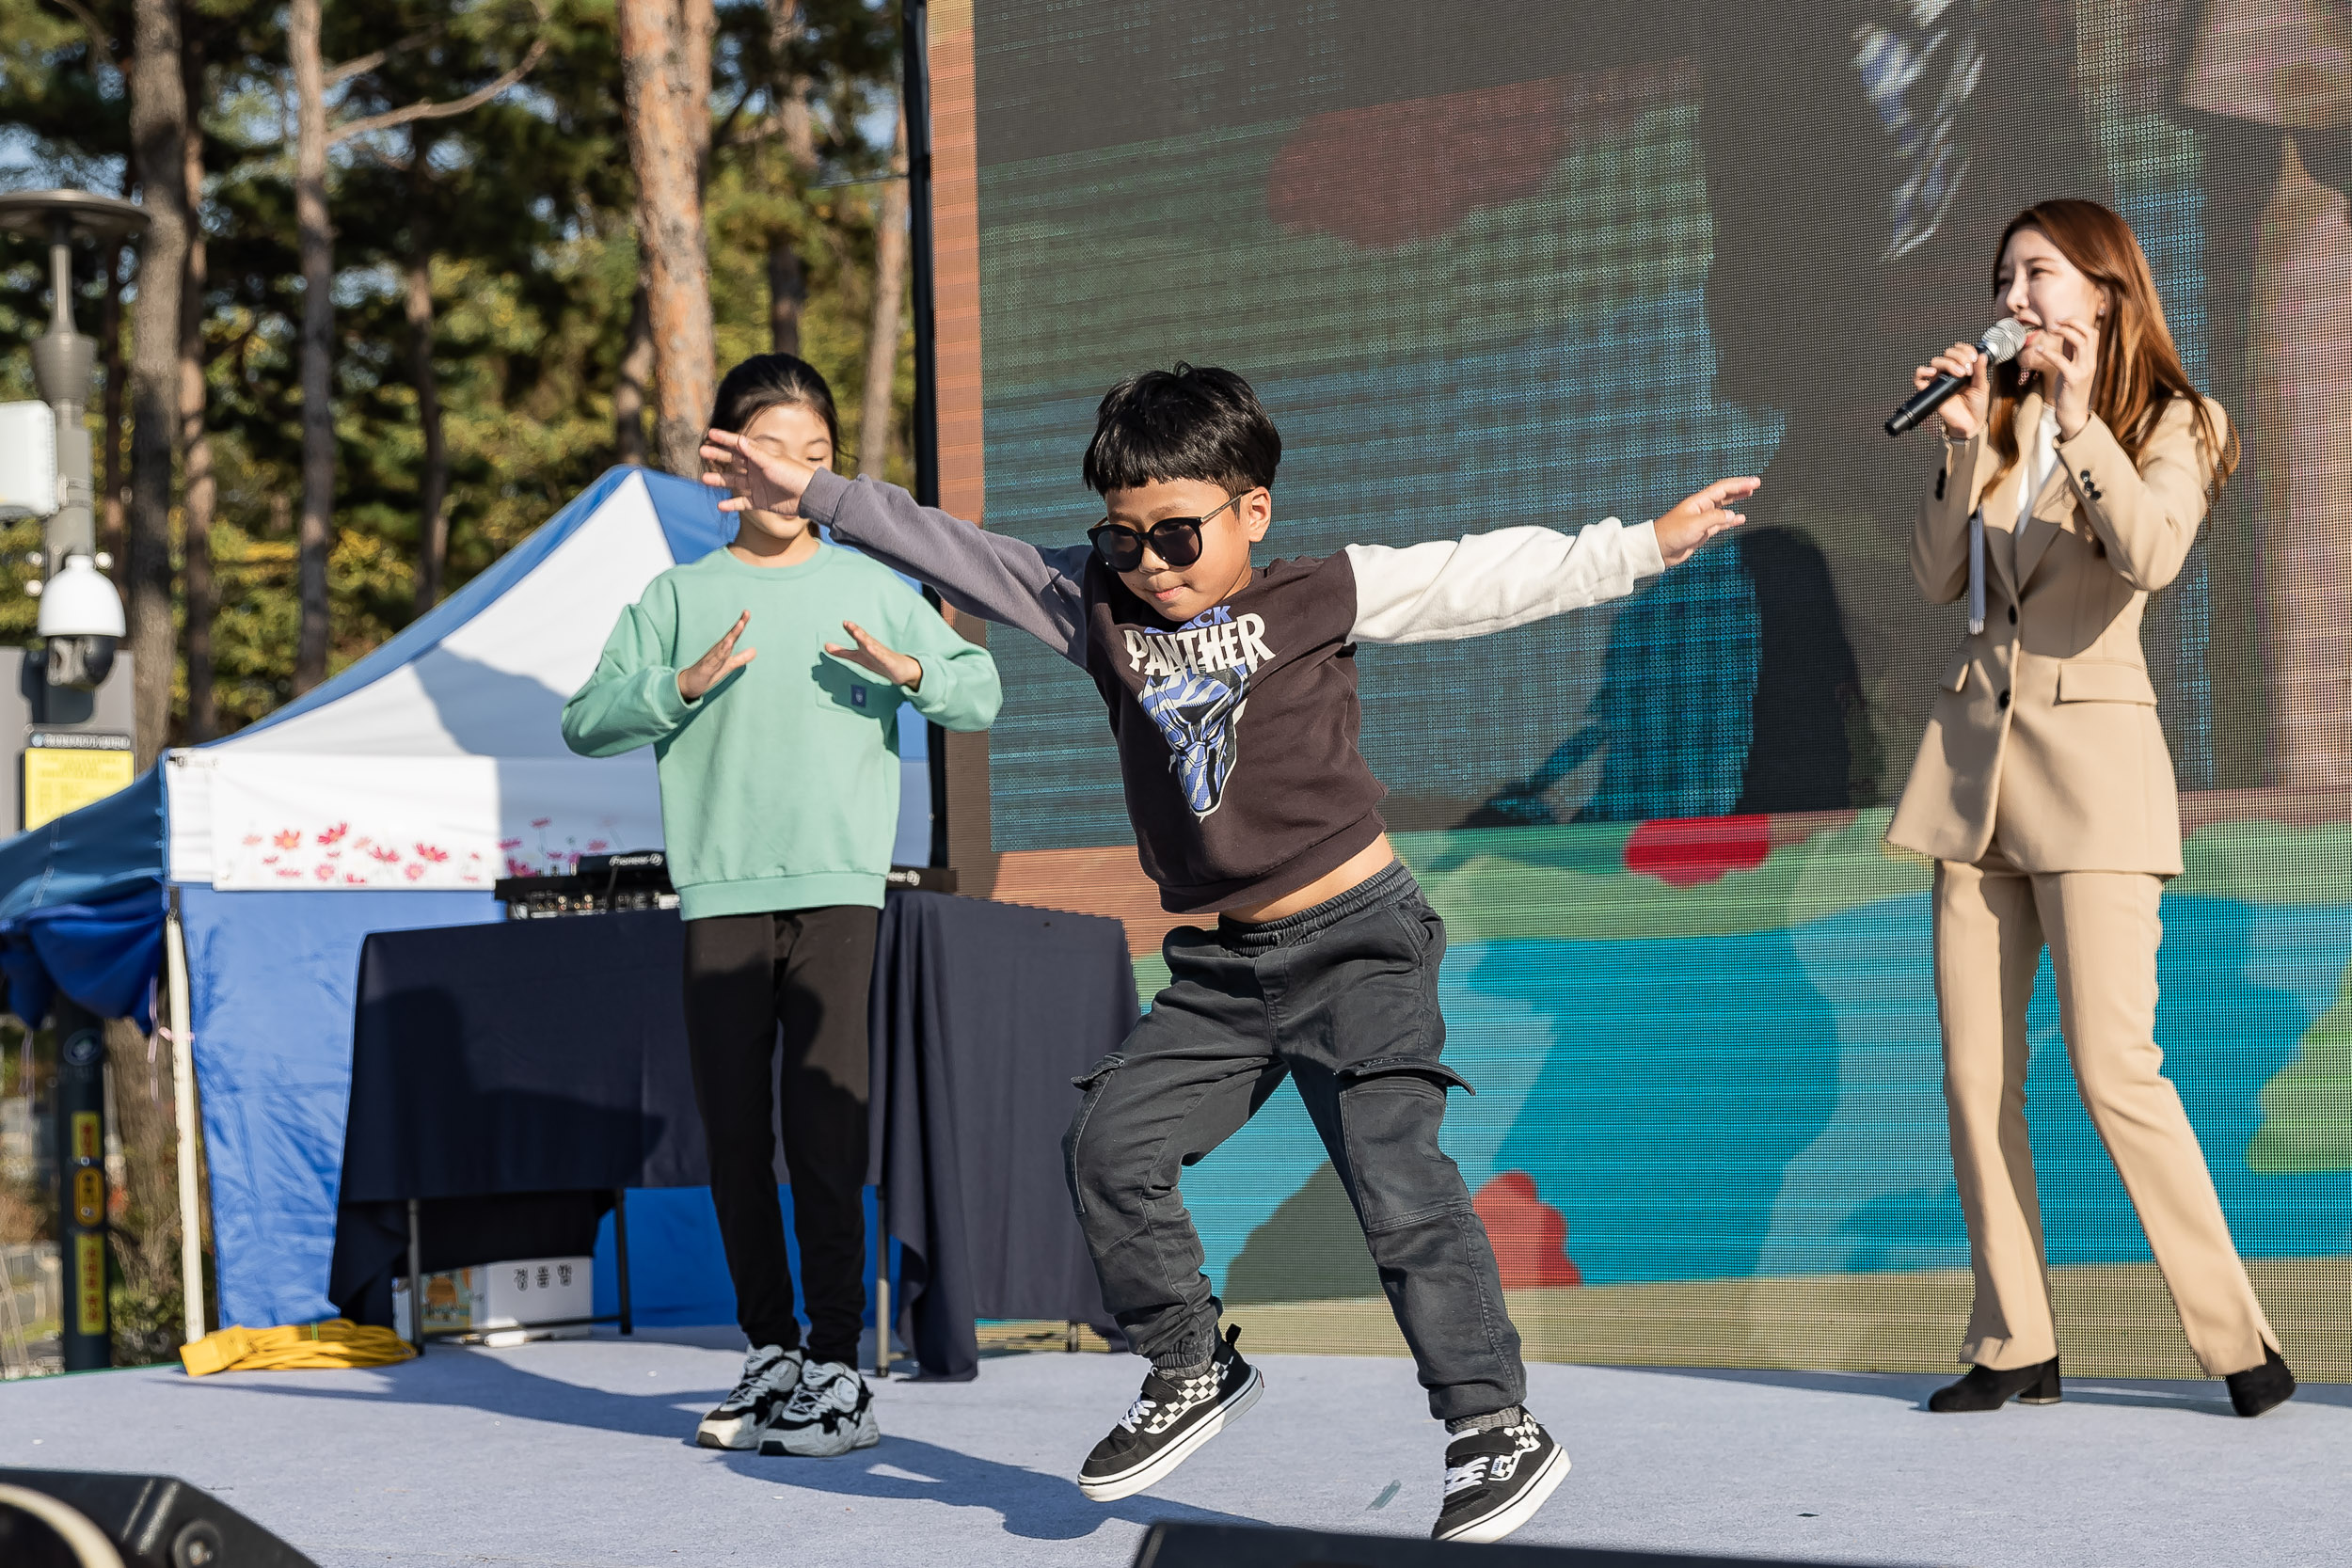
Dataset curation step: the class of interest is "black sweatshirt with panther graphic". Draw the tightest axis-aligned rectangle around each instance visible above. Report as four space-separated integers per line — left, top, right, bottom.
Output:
799 467 1664 915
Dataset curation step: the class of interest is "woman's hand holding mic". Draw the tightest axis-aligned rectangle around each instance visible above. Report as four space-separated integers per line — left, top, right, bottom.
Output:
1916 341 1992 441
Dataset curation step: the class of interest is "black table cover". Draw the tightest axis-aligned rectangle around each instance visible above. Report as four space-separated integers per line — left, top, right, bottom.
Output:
328 892 1136 1377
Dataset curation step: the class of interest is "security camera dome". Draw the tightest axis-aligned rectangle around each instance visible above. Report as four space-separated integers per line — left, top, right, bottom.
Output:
36 552 125 639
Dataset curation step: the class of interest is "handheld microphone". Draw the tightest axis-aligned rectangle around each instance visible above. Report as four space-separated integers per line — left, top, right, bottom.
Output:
1884 317 2030 436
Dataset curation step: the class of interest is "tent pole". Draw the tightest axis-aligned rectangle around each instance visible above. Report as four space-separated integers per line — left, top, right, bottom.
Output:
166 892 205 1344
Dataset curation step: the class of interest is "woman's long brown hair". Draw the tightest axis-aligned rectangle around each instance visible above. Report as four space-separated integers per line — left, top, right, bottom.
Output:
1984 198 2239 500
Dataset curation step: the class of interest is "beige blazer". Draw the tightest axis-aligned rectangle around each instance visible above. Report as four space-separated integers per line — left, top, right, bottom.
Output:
1885 391 2226 876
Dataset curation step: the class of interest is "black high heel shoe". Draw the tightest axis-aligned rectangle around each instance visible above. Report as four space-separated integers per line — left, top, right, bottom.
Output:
2225 1345 2295 1418
1928 1356 2062 1413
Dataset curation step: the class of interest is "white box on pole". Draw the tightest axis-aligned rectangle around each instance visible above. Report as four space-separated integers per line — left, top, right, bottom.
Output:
0 402 57 519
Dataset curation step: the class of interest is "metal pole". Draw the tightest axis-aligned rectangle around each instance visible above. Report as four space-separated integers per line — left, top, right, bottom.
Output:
166 895 206 1343
901 0 938 512
900 0 952 870
874 1196 891 1378
612 1188 632 1337
405 1198 424 1354
55 1003 109 1370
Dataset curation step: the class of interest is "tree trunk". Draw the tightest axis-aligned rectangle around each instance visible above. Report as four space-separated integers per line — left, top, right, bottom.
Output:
767 236 804 356
616 276 653 465
858 109 910 479
616 0 717 475
181 32 215 743
99 241 127 583
291 0 335 692
764 0 815 356
128 0 191 765
103 1017 187 1364
405 135 449 615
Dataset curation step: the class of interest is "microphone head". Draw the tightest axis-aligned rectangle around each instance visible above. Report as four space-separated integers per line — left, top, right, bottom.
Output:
1979 317 2030 365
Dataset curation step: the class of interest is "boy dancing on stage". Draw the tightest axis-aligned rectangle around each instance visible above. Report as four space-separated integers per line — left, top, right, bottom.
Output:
702 364 1752 1542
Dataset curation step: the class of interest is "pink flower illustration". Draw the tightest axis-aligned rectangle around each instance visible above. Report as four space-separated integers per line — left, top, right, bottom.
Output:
530 817 551 829
344 871 368 885
506 858 536 878
314 863 334 881
414 844 450 863
276 867 303 879
274 830 302 850
262 855 278 865
587 840 609 853
371 846 401 863
242 833 263 847
405 863 428 881
317 823 348 846
498 837 523 850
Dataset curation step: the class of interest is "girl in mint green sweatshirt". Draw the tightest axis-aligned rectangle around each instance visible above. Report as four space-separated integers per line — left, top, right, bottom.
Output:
562 355 999 1459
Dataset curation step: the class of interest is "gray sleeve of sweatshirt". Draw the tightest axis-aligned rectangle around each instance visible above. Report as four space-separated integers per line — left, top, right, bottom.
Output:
799 467 1091 667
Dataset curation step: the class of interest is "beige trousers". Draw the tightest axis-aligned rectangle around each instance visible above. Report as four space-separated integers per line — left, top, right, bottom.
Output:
1933 843 2279 1376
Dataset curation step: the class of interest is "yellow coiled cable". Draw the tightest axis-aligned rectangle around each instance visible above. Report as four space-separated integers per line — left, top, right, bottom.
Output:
179 1318 418 1376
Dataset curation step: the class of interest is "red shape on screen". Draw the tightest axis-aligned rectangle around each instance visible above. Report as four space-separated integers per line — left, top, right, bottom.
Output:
1267 79 1566 248
1623 815 1772 886
1472 1172 1581 1290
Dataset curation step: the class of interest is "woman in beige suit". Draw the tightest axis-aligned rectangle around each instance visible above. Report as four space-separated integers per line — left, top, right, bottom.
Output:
1888 198 2296 1418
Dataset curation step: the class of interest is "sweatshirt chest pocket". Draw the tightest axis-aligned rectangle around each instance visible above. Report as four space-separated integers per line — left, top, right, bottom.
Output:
811 652 895 722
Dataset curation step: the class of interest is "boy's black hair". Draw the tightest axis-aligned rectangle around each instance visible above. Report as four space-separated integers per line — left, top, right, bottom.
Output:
710 353 841 452
1082 362 1281 497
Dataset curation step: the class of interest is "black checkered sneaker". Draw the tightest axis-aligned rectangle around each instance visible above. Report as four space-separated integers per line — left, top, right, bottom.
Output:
1078 1324 1263 1501
1431 1411 1570 1544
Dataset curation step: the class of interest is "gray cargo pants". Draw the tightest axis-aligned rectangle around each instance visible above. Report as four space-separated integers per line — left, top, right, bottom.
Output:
1062 860 1525 1422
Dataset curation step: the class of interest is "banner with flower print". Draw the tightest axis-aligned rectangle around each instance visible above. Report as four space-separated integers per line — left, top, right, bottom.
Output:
206 752 663 892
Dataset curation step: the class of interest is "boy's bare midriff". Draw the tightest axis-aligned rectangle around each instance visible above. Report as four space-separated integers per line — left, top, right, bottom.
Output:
1223 833 1397 925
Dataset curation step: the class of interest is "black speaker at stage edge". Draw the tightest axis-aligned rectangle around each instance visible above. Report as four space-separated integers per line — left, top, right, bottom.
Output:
1132 1523 1885 1568
0 1470 317 1568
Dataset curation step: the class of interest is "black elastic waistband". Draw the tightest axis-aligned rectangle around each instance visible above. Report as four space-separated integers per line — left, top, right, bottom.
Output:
1220 858 1417 950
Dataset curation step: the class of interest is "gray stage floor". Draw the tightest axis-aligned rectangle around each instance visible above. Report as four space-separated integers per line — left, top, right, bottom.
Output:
3 1328 2344 1567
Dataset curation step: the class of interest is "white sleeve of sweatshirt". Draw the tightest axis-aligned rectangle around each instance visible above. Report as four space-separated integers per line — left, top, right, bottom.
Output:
1342 518 1666 644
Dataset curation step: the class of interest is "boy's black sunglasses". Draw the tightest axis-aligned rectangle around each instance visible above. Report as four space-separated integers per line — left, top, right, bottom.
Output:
1087 489 1254 573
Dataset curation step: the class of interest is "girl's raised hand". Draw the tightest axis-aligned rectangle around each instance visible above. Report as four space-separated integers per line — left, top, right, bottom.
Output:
1655 476 1758 568
677 610 755 702
1916 340 1990 441
823 620 924 691
700 428 818 515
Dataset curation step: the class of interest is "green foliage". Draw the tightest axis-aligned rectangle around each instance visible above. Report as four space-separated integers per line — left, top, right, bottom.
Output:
0 0 915 740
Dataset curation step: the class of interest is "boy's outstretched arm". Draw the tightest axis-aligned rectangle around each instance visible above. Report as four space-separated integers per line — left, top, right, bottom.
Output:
700 429 1091 667
1345 476 1757 644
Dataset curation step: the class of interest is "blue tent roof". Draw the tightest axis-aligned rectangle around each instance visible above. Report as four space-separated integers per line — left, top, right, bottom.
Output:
0 465 729 1019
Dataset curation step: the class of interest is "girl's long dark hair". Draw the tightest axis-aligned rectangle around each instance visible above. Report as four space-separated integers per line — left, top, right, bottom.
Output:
1984 198 2238 501
709 353 842 459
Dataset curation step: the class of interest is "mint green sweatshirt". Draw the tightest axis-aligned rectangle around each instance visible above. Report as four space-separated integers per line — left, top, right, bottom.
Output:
561 543 1001 917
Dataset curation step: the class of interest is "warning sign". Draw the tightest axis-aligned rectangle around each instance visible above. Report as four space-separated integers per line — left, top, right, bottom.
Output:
24 738 135 831
74 1232 107 1336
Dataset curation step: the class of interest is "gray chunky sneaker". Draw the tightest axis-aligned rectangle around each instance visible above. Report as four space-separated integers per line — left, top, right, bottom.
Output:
695 1344 803 1450
1078 1324 1263 1502
759 1358 881 1457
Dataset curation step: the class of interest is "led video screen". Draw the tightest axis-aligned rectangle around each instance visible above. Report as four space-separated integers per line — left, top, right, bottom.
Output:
943 0 2352 1377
